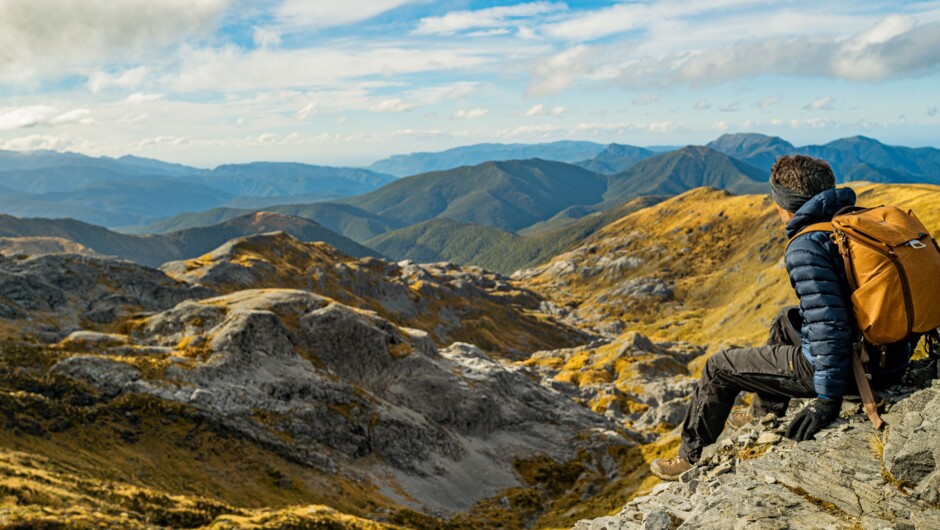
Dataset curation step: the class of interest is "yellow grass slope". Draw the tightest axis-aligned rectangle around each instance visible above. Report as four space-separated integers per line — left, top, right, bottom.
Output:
522 183 940 350
0 389 404 530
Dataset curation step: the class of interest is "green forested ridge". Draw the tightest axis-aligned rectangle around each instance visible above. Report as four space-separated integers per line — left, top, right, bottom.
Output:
343 159 609 232
367 196 663 274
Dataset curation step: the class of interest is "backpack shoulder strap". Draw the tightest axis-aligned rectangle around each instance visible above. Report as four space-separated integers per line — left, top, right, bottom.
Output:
786 222 835 250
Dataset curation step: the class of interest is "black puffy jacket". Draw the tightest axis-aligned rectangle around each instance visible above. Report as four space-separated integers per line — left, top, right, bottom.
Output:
784 188 913 398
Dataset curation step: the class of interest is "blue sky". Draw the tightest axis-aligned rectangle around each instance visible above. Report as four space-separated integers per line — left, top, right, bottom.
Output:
1 0 939 167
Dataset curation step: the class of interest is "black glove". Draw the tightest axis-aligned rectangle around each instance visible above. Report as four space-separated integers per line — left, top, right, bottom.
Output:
786 398 842 441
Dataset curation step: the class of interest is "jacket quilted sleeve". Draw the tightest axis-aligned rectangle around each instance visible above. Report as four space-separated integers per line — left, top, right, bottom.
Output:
785 231 855 398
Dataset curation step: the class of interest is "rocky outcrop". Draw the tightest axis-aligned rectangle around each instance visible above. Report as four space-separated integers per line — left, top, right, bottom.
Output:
0 236 99 258
162 232 591 358
525 331 703 439
574 366 940 530
49 288 626 513
0 254 212 336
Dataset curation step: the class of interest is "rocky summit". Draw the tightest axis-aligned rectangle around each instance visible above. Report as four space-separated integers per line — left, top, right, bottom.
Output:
162 231 591 359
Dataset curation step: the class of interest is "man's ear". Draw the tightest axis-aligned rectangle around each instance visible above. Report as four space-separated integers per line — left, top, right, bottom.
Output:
775 204 795 223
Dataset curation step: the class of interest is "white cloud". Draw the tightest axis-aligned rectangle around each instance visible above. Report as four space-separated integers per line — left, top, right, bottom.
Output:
534 13 940 92
135 135 190 149
496 123 564 138
633 94 660 106
0 0 228 84
0 106 56 130
296 102 318 120
523 103 566 116
48 109 93 126
805 96 835 110
122 92 165 105
405 82 484 104
674 18 940 85
495 118 685 139
720 101 740 112
451 108 488 120
467 28 512 38
414 2 566 36
275 0 419 30
88 67 149 93
790 118 835 129
0 134 75 151
518 26 537 39
0 106 92 130
253 27 282 48
756 96 780 110
524 104 545 116
694 99 712 110
527 45 594 96
543 0 758 42
371 98 415 112
647 121 678 133
117 114 149 124
171 47 490 92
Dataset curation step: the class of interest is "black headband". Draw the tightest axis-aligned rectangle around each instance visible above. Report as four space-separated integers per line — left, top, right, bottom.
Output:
770 181 813 212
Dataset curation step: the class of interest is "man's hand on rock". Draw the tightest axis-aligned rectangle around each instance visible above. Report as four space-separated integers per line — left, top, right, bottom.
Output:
786 397 842 441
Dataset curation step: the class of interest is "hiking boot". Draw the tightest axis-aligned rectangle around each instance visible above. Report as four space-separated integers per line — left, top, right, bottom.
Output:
726 408 753 429
650 456 692 481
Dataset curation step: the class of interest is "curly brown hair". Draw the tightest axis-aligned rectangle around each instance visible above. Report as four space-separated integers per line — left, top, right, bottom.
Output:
770 155 835 197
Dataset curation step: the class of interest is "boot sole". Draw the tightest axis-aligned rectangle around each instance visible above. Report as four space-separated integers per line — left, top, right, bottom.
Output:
650 465 687 482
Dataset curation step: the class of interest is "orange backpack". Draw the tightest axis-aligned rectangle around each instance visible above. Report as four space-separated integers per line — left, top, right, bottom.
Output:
789 205 940 429
791 205 940 345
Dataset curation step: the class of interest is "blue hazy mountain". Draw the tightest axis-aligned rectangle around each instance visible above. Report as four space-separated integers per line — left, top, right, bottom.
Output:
0 210 377 267
576 143 656 174
708 133 940 184
0 151 396 227
368 141 606 177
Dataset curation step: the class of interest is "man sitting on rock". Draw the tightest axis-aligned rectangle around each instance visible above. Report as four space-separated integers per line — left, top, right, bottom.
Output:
650 155 918 481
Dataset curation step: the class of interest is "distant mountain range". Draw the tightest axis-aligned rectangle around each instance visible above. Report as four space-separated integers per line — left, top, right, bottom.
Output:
368 140 607 177
0 211 377 267
2 133 940 273
135 148 760 270
0 150 395 227
706 133 940 184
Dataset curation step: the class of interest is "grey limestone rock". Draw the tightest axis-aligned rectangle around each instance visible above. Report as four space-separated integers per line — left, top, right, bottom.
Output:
883 384 940 506
50 288 621 513
51 356 141 398
0 254 213 336
574 383 940 530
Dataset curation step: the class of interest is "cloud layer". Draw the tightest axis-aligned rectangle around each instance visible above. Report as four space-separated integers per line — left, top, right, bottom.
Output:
0 0 228 83
0 0 938 165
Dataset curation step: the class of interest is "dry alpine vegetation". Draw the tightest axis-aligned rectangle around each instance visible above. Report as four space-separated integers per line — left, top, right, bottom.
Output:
1 183 940 529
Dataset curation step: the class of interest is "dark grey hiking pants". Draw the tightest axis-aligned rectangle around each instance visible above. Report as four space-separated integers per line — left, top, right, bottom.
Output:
679 307 815 463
